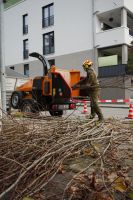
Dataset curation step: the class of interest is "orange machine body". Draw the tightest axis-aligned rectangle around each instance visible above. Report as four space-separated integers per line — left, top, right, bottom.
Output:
16 79 33 92
10 52 80 116
16 66 80 97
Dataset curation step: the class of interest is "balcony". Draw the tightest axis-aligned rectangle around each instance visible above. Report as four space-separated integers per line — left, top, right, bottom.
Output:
23 50 29 59
95 27 131 48
23 25 28 35
42 15 54 28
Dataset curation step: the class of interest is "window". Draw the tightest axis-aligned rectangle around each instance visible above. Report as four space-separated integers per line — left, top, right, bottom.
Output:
24 64 29 76
42 3 54 28
10 66 14 70
23 39 29 59
43 32 54 55
23 14 28 34
48 59 55 66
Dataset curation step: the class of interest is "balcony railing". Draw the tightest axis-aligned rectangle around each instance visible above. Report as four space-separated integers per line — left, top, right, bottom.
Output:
23 50 29 59
42 15 54 28
96 27 129 48
23 25 28 34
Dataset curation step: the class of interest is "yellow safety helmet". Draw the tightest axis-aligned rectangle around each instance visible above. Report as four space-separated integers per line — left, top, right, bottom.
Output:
82 59 93 70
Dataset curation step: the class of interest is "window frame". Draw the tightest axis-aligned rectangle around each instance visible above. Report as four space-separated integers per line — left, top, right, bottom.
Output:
43 31 55 55
24 63 29 76
48 59 55 67
23 14 28 34
23 39 29 59
42 3 54 28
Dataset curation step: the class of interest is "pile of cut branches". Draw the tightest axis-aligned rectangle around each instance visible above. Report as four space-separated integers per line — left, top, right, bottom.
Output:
0 115 132 200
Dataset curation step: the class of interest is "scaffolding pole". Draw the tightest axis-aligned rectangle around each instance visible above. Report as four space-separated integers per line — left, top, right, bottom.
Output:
0 0 6 116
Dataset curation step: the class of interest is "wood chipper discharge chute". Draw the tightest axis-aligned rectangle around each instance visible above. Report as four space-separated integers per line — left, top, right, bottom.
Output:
10 52 80 116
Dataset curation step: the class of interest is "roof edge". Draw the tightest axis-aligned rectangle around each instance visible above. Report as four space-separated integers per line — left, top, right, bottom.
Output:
4 0 26 10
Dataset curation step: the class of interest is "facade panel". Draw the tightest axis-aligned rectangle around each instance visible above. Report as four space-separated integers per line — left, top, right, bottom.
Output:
54 0 93 56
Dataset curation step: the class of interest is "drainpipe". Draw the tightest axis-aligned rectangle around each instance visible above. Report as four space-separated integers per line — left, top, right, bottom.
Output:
121 7 128 99
121 8 128 64
92 0 98 75
0 0 6 116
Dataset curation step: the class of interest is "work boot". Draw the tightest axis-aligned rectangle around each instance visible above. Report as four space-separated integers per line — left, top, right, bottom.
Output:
89 114 95 119
97 112 104 122
98 117 104 122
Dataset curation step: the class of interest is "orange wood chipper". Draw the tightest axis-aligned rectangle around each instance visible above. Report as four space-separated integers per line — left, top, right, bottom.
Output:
10 52 80 116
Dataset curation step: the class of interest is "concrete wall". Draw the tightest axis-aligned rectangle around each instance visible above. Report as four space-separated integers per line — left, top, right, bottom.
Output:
13 49 92 77
124 75 132 99
100 87 125 100
55 50 93 76
14 63 25 75
99 76 132 99
14 60 44 77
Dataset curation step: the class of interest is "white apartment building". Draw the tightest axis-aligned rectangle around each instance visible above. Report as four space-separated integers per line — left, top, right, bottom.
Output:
4 0 133 99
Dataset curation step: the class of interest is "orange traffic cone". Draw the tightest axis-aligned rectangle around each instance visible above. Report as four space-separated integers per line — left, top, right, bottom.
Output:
127 104 133 119
82 101 88 114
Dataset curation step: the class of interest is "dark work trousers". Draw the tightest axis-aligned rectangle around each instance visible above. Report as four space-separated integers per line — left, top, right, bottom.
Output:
89 89 104 120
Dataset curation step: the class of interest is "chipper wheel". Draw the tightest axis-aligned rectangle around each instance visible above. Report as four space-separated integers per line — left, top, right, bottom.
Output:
49 110 63 117
20 99 39 116
10 91 23 109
